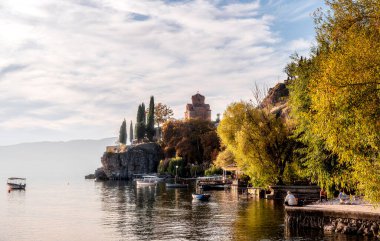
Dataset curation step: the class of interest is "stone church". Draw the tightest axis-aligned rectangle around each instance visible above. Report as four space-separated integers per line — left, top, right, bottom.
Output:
185 93 211 121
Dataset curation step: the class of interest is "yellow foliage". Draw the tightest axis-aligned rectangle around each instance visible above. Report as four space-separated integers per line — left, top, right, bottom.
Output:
217 102 292 187
307 0 380 202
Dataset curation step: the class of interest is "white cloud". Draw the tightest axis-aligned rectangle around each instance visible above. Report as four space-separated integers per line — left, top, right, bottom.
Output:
0 0 321 145
288 38 314 56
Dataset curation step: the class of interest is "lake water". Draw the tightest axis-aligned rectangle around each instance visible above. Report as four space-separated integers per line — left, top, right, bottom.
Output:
0 179 368 241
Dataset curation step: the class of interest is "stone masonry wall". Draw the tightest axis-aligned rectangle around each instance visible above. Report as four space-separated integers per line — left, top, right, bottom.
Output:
285 206 380 237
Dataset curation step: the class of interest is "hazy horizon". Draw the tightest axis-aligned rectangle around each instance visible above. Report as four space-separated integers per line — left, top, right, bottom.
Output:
0 136 117 147
0 137 116 180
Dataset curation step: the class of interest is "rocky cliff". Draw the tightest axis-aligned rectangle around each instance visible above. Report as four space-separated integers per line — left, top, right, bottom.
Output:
96 142 163 180
260 81 290 121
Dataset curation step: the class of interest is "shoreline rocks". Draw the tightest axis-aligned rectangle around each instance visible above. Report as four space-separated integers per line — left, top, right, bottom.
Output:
84 173 95 179
95 142 162 180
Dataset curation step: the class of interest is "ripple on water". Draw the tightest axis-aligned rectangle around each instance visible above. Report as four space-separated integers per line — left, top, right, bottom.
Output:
0 180 372 241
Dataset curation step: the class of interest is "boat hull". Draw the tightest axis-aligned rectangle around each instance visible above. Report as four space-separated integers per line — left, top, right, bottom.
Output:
200 184 229 191
136 180 157 186
166 183 188 188
192 194 210 201
7 184 26 190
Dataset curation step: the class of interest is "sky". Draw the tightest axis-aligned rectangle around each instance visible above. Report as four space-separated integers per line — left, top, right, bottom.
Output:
0 0 325 146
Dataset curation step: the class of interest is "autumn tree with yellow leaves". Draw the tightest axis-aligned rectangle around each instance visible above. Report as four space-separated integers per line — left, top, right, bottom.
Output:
287 0 380 202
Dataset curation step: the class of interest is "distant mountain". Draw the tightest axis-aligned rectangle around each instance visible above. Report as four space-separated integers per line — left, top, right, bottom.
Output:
0 137 116 180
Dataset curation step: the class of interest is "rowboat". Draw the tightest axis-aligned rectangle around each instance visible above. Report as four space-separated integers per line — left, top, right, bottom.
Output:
7 177 26 190
192 193 210 201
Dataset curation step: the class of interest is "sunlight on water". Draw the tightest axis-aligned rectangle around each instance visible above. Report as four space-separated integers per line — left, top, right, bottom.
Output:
0 179 369 241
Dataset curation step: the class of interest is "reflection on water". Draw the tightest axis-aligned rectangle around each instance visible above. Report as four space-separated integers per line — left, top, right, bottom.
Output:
0 180 371 241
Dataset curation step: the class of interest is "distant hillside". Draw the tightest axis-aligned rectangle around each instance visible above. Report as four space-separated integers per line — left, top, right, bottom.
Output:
0 137 116 180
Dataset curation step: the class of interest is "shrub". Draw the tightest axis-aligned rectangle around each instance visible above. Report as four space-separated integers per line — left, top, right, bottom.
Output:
204 165 222 176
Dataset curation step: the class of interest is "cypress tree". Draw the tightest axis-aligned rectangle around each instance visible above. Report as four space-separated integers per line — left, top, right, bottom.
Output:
141 103 146 126
130 120 133 144
118 119 127 144
146 96 155 141
136 104 146 142
134 122 138 140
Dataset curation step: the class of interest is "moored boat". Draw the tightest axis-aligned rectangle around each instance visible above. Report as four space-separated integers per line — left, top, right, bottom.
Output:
192 193 210 201
200 184 230 190
7 177 26 190
135 176 158 187
166 183 188 188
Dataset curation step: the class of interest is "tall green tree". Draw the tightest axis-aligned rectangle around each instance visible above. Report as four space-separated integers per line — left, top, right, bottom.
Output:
118 119 127 144
136 104 146 142
141 103 146 126
129 120 133 144
146 96 155 141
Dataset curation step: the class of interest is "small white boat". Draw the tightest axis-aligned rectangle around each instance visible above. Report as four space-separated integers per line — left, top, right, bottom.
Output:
140 175 165 182
135 176 158 187
7 177 26 190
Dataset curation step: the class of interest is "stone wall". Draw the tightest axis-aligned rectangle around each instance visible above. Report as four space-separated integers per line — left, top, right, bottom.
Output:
285 206 380 237
266 185 320 203
97 142 163 180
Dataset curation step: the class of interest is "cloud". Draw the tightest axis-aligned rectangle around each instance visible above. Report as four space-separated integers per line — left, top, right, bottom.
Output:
0 0 321 145
0 64 27 78
288 38 314 56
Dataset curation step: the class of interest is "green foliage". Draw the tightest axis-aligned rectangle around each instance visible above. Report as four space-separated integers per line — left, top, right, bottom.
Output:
136 104 146 142
158 157 185 177
129 121 133 144
286 54 348 191
190 164 201 177
217 102 295 187
214 149 235 168
141 103 146 126
204 165 222 176
146 96 155 141
118 119 127 144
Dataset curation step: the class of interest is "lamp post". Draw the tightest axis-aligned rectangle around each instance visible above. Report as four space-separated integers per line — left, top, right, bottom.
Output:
175 165 178 179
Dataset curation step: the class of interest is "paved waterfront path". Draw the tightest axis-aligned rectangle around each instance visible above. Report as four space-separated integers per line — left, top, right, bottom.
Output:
300 203 380 215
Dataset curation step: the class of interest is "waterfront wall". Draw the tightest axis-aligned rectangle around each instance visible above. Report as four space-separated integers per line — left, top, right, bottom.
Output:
266 185 320 203
285 206 380 237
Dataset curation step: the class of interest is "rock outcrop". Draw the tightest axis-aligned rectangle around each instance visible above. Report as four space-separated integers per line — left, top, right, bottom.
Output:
260 82 290 121
97 142 163 180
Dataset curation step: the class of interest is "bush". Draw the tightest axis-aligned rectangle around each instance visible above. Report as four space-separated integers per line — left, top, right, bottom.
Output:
158 157 185 177
204 165 222 176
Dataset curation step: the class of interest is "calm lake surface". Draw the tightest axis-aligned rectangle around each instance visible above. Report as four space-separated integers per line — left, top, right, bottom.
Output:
0 179 369 241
